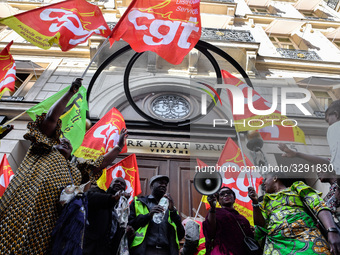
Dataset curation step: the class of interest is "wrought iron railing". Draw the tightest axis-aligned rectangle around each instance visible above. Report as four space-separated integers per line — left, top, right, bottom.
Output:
325 0 339 10
202 0 234 2
276 48 322 61
252 12 281 17
201 28 255 42
304 16 334 21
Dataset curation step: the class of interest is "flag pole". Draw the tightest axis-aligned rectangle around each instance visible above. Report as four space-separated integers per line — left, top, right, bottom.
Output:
224 82 252 187
236 131 253 187
81 36 110 79
3 38 111 127
3 111 26 125
194 198 203 221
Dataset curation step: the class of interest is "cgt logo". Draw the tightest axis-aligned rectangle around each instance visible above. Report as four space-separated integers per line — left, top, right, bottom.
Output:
128 10 199 48
40 8 108 45
200 85 312 116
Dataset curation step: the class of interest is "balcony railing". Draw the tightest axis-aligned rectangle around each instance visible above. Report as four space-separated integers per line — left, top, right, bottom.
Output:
314 111 326 118
252 12 281 17
325 0 339 10
203 0 234 2
201 28 255 42
8 0 43 2
276 48 322 61
304 16 334 21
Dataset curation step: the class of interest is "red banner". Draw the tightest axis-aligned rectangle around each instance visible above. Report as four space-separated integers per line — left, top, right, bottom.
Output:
216 138 263 225
222 70 306 144
97 154 141 204
109 0 201 65
0 154 14 198
0 41 15 97
0 0 111 51
74 107 127 160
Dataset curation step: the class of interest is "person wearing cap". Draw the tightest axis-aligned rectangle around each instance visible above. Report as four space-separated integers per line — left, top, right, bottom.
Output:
128 175 185 255
83 177 134 255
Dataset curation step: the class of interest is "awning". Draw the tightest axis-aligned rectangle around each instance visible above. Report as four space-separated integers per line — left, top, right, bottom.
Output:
265 19 305 35
293 0 322 11
0 3 19 18
324 27 340 40
246 0 271 7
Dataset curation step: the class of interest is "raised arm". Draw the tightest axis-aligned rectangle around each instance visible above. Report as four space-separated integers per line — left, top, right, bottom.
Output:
92 128 128 174
40 78 82 137
248 187 266 228
206 194 217 238
278 143 329 165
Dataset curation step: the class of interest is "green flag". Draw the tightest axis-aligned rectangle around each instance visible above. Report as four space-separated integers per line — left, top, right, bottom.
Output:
26 86 88 154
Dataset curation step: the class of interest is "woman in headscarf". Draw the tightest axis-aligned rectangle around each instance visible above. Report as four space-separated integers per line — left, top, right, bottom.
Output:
203 186 254 255
248 173 340 255
0 78 128 254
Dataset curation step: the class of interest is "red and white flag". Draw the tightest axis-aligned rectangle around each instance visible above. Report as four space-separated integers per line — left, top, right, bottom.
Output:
0 155 15 198
97 154 141 203
222 70 306 144
0 0 111 51
74 107 127 160
109 0 201 65
0 41 15 99
200 138 263 225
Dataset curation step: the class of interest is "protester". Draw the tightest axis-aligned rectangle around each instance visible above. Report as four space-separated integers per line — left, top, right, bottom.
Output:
203 186 254 255
180 218 206 255
325 99 340 175
128 175 185 255
83 177 134 255
248 173 340 255
0 78 128 254
278 143 340 216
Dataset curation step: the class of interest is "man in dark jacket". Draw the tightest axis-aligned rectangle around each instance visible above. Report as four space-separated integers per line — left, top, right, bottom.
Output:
128 175 185 255
83 177 132 255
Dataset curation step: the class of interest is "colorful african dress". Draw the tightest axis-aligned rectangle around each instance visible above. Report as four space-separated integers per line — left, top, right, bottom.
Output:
256 181 331 255
0 114 104 254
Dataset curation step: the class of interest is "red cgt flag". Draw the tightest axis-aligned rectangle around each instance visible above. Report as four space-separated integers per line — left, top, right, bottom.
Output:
0 154 15 198
74 107 127 160
221 70 306 144
0 0 111 51
216 137 263 225
97 154 141 204
0 41 16 98
109 0 201 65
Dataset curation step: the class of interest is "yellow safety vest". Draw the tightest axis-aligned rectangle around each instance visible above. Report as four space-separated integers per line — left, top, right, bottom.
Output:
130 196 180 249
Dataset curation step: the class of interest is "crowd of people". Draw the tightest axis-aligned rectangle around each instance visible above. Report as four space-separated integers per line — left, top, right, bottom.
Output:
0 78 340 255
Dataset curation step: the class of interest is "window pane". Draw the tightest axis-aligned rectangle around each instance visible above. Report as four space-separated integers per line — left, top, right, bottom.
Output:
277 37 291 43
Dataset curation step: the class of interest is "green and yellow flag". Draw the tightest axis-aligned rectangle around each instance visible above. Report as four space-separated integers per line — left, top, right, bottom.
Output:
26 86 88 153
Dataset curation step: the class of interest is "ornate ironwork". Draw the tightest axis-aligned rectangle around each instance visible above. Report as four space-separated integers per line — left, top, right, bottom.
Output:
304 16 334 21
151 94 191 120
8 0 43 2
252 12 281 17
314 111 326 118
107 22 117 30
276 48 322 61
203 0 234 2
325 0 339 10
201 28 255 42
